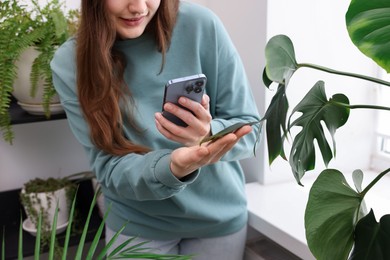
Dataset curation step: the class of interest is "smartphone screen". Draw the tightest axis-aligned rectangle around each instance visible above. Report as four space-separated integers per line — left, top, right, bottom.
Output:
162 74 207 127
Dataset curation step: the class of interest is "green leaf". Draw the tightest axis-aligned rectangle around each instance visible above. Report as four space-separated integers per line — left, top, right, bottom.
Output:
264 34 298 85
346 0 390 72
18 217 23 260
353 170 368 220
62 188 79 260
199 121 259 145
75 186 99 259
262 84 288 164
48 200 60 260
353 169 364 193
50 9 68 41
262 67 273 88
34 212 42 260
288 81 350 183
349 210 390 260
106 235 137 258
85 192 109 260
96 222 127 260
262 34 300 165
305 169 363 260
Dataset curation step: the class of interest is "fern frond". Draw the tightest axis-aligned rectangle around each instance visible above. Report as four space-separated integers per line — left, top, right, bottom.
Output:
0 112 14 144
0 0 79 143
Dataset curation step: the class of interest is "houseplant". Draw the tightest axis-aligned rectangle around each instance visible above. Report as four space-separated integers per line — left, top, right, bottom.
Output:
261 0 390 258
0 0 78 144
19 172 90 256
2 187 191 260
203 0 390 258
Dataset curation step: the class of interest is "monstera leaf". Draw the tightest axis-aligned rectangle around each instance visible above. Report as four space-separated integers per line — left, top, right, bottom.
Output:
305 168 390 260
288 81 350 183
349 210 390 260
346 0 390 73
262 35 299 164
305 169 364 260
261 83 288 164
264 34 298 85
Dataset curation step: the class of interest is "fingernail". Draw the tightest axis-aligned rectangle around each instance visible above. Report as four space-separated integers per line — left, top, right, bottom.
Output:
179 97 186 104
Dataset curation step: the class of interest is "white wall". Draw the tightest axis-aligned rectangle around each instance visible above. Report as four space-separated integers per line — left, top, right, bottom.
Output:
0 121 90 191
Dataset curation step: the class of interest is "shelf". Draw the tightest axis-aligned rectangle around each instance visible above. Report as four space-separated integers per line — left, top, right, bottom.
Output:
0 180 103 259
9 97 66 125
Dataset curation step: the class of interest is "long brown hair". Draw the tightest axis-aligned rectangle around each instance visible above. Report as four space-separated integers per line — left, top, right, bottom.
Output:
76 0 179 155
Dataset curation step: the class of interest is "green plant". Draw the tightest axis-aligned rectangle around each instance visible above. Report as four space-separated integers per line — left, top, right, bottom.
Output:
260 0 390 259
19 172 93 257
2 187 191 260
202 0 390 258
0 0 78 144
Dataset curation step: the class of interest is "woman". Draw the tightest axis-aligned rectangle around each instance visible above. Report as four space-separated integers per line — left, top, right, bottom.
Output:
51 0 261 259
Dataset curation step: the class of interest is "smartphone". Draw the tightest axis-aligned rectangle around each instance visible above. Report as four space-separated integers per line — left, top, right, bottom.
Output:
162 74 207 127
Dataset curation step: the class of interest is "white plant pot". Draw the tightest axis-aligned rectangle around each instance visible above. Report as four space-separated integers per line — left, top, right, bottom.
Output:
12 47 63 115
21 187 69 230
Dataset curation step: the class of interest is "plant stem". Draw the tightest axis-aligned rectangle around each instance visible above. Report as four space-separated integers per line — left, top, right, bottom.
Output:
361 168 390 197
298 63 390 87
331 101 390 112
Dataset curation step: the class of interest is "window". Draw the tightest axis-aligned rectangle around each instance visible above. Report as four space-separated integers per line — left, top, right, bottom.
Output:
372 69 390 171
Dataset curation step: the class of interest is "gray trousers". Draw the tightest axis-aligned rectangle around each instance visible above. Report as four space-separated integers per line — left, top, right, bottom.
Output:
105 225 247 260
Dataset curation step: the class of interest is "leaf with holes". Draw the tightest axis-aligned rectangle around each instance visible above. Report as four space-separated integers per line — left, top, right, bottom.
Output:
288 81 349 183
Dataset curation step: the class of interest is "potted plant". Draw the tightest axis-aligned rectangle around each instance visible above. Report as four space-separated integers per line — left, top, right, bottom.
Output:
203 0 390 258
3 188 191 260
19 175 78 254
0 0 78 144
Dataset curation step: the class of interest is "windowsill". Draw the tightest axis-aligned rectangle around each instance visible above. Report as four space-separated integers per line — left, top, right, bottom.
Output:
245 180 315 260
245 169 390 260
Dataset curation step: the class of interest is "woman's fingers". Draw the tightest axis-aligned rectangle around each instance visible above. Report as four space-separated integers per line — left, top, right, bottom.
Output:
170 125 252 178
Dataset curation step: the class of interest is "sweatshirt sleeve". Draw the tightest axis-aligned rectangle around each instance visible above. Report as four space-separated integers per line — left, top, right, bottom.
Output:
201 11 262 162
50 41 199 201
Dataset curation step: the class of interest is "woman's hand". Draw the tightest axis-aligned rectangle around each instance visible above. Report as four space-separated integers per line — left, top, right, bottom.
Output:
155 94 212 147
169 125 252 179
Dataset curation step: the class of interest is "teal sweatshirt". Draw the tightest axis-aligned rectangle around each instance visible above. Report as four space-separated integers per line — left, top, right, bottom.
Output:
51 1 261 240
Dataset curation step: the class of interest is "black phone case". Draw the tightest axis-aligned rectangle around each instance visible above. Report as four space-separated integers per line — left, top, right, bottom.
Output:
162 74 207 127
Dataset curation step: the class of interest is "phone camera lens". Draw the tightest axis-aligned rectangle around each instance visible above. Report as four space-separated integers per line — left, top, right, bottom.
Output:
195 80 204 87
185 85 194 94
194 86 203 93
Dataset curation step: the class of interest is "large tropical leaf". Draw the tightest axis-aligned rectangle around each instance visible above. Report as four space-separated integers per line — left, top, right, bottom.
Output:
349 210 390 260
288 81 350 183
262 34 299 164
305 169 363 260
346 0 390 72
261 83 288 164
264 34 298 85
